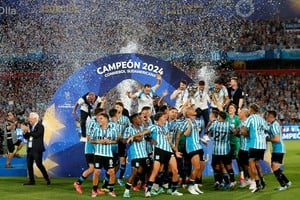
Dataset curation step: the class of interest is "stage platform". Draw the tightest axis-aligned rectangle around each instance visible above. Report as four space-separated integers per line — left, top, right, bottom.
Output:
0 156 27 176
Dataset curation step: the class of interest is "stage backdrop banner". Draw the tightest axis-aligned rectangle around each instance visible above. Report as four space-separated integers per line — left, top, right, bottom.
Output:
42 53 194 177
41 53 272 178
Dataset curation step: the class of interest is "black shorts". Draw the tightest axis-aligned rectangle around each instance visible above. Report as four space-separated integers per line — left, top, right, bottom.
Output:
94 155 114 170
85 153 94 165
7 139 22 153
271 153 284 164
113 152 119 167
248 148 265 161
188 149 204 161
118 142 127 157
7 139 15 153
131 157 151 169
229 143 240 159
212 154 232 167
147 153 154 166
14 139 22 146
238 150 249 166
153 148 174 165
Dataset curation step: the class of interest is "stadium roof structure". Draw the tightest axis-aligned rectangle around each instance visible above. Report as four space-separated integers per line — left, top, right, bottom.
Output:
0 0 299 21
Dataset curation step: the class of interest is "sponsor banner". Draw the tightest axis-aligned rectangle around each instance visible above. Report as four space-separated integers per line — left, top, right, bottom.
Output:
285 23 300 31
211 49 300 61
226 50 265 61
281 125 300 140
1 0 299 20
281 49 300 60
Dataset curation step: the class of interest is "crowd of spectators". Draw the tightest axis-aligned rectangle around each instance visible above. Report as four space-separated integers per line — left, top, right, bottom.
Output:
235 72 299 125
0 4 299 61
0 2 299 127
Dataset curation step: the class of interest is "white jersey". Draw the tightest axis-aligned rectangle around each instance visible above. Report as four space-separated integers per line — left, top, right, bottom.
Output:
210 86 228 109
191 89 210 110
77 96 102 113
171 89 189 110
135 87 157 113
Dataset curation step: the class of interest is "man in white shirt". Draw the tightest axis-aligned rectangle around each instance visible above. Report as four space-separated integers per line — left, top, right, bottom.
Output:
170 80 189 110
209 79 230 111
72 92 103 142
126 74 162 114
191 80 210 127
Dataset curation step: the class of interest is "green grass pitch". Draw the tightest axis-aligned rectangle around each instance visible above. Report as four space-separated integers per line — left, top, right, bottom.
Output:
0 140 299 200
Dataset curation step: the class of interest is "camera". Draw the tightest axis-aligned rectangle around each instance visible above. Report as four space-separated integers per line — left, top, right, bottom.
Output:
17 116 30 126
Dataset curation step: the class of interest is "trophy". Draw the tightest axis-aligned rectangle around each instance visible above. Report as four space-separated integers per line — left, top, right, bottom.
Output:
187 84 198 98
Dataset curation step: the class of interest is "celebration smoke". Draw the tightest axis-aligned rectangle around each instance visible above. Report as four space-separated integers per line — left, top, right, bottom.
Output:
119 41 139 54
196 63 218 88
116 79 138 115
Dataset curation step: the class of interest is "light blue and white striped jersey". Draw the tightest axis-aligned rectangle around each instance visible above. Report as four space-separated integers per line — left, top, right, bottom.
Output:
142 119 153 154
124 125 148 159
180 118 203 154
108 121 121 154
85 117 96 154
90 124 118 157
166 119 179 144
239 120 249 151
208 121 232 155
195 118 204 133
267 120 285 153
117 115 131 135
143 118 153 128
245 114 268 150
148 124 173 153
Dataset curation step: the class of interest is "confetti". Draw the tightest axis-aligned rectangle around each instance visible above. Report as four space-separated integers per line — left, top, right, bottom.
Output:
0 1 298 123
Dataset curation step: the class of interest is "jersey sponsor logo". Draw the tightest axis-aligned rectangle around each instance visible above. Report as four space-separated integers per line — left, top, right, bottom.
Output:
109 159 114 168
95 163 100 168
155 155 160 160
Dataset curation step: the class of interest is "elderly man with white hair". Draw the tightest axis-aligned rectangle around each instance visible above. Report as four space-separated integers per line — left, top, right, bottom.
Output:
21 112 50 185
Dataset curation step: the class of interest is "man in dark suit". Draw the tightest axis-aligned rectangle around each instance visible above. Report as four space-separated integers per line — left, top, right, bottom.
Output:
227 77 244 112
21 112 50 185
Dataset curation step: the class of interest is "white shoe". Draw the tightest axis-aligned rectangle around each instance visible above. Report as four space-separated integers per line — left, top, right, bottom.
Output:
249 181 256 190
167 189 172 194
108 191 116 197
145 191 151 198
80 137 87 142
275 186 287 191
246 179 252 185
240 180 248 188
286 181 292 187
230 181 236 190
162 183 169 189
171 190 183 196
188 185 199 195
123 190 130 198
251 186 261 193
117 178 125 187
156 187 164 194
152 183 159 191
194 184 204 194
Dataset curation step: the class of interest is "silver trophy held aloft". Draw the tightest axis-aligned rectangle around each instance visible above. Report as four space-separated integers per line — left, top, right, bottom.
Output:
187 84 198 98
